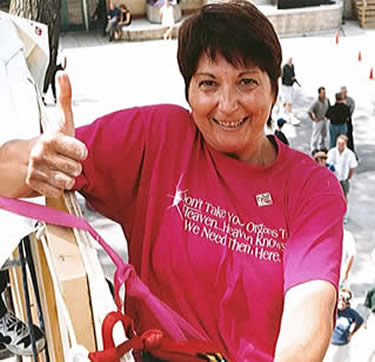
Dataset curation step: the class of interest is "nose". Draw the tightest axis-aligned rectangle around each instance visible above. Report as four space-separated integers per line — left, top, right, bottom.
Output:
217 86 238 114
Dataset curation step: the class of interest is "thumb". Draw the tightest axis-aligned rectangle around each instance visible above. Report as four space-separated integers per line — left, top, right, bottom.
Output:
56 71 75 137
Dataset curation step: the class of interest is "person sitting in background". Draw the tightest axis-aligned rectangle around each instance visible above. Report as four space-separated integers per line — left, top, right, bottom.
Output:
161 0 175 40
274 118 289 145
106 0 121 41
114 4 132 40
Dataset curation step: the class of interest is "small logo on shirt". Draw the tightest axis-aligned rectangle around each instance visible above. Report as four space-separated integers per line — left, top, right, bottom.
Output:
255 193 273 207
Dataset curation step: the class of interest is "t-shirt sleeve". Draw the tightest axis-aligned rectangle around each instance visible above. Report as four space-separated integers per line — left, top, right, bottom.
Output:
349 152 358 169
283 167 346 294
74 107 146 225
308 101 315 114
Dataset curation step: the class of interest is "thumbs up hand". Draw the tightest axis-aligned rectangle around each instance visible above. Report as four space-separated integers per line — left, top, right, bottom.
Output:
26 72 88 198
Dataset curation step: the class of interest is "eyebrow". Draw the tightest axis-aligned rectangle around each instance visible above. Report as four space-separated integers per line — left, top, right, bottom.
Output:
195 70 261 78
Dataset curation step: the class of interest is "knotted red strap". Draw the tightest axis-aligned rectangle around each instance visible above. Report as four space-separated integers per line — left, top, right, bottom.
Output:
88 311 223 362
0 196 227 361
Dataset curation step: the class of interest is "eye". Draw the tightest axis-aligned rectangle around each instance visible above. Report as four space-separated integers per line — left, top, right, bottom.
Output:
198 80 217 88
239 78 258 88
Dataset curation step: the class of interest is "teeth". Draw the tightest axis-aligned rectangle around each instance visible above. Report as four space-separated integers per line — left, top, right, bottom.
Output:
215 118 246 128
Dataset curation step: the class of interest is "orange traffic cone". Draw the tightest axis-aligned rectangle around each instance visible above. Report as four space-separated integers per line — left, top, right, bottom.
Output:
358 51 362 61
370 67 374 80
335 31 339 44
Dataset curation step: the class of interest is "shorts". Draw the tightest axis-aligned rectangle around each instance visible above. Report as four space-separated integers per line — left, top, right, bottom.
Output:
281 84 294 104
340 179 350 195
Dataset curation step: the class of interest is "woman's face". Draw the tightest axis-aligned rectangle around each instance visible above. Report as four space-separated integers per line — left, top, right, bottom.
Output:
188 53 276 162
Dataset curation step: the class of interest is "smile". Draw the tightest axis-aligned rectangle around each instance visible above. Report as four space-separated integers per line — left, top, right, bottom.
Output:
212 117 248 129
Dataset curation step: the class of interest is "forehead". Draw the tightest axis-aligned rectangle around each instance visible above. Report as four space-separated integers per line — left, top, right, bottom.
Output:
195 52 263 73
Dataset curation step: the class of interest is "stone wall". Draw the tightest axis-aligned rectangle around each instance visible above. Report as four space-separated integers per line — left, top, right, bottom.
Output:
265 3 343 35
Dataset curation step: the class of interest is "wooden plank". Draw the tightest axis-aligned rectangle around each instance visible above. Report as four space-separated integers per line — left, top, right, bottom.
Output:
45 197 97 351
29 234 65 362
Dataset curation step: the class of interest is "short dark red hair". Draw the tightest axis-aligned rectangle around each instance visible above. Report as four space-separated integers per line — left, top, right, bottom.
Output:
177 0 282 102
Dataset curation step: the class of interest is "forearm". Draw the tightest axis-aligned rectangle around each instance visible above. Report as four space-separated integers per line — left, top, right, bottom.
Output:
274 281 336 362
348 169 355 180
0 138 38 198
343 256 354 280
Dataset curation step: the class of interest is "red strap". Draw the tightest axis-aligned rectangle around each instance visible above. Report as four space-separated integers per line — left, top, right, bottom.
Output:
88 311 223 362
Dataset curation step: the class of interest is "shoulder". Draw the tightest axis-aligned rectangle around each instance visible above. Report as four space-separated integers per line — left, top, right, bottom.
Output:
76 104 193 141
140 104 192 128
278 142 342 199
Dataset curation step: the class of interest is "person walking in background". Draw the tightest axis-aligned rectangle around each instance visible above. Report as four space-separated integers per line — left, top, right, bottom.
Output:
281 57 300 125
91 0 108 36
308 86 330 155
340 86 357 157
42 54 67 105
323 288 364 362
326 92 350 149
274 118 289 145
327 135 358 223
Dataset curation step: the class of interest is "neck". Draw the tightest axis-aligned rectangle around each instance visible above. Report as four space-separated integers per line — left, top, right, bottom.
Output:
241 136 276 165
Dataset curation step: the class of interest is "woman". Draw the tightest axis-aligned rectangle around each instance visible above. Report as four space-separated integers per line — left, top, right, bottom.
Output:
0 1 345 360
114 4 132 40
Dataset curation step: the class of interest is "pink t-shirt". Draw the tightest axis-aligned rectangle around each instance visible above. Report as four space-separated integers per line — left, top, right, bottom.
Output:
75 104 345 361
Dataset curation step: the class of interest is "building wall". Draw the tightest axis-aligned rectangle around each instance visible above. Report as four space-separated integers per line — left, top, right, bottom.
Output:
112 0 204 16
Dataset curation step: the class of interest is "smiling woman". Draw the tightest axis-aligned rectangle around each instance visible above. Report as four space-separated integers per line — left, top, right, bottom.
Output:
0 1 345 361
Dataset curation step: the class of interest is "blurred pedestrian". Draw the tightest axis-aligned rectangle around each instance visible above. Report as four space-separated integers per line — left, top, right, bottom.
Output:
323 288 364 362
42 54 67 105
340 86 357 158
327 135 358 222
281 57 300 125
274 118 289 145
91 0 108 36
313 150 335 172
308 86 330 154
326 93 350 149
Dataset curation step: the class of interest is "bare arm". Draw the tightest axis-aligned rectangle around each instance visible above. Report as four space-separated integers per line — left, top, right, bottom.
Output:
0 138 38 198
348 168 355 180
342 255 354 282
274 280 336 362
308 112 316 122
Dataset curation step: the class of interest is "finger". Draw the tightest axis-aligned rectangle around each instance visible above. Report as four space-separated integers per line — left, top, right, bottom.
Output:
56 71 74 137
39 151 83 178
51 133 88 162
26 177 64 199
27 164 76 192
